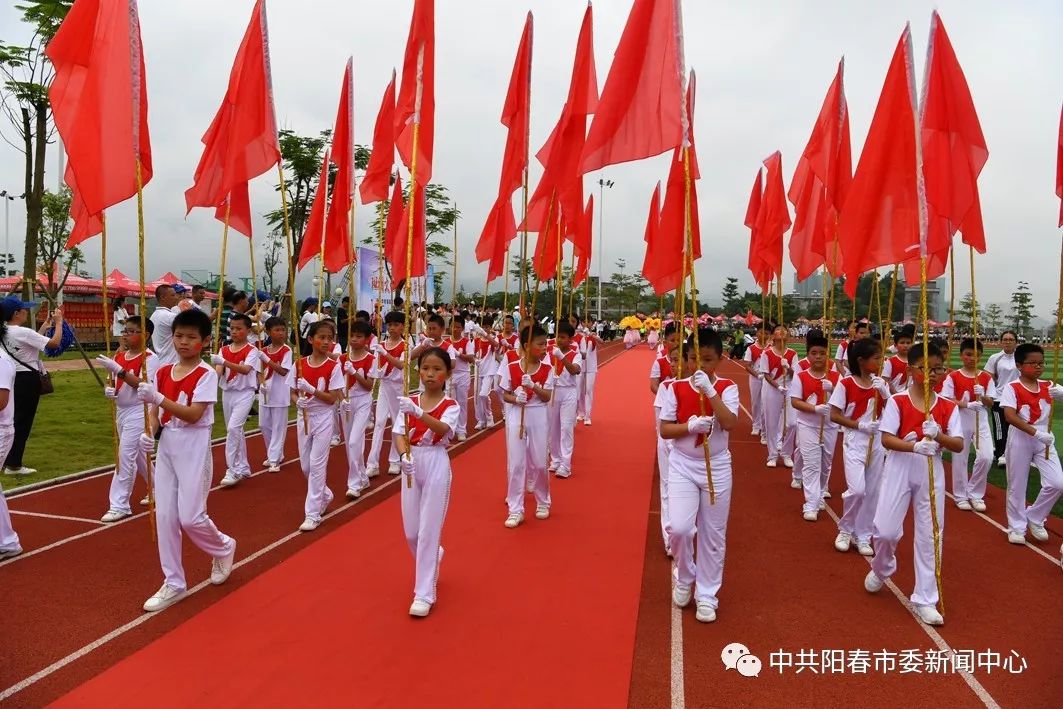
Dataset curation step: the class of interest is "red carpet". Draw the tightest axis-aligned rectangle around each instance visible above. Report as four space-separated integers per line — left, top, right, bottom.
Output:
54 349 655 708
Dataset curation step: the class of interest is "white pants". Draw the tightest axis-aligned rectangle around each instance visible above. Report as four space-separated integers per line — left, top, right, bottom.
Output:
797 423 837 513
473 373 487 425
107 407 149 515
657 432 672 548
578 371 597 420
761 384 796 460
953 410 993 503
298 408 335 522
368 379 402 468
871 456 946 608
668 450 732 608
154 426 235 592
222 388 255 477
1004 431 1063 535
450 371 470 437
259 405 288 465
837 432 884 545
343 399 373 492
0 427 19 552
478 371 498 424
549 386 578 473
401 446 451 604
505 406 550 515
749 377 763 432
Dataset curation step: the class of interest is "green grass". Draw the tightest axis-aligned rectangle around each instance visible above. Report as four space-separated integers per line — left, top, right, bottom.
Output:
0 368 287 491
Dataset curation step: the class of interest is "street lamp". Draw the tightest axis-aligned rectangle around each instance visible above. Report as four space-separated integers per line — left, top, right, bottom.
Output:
0 190 24 278
597 178 614 321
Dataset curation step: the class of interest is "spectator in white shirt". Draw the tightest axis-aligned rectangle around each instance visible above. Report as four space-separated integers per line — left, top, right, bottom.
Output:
984 330 1020 466
150 285 180 365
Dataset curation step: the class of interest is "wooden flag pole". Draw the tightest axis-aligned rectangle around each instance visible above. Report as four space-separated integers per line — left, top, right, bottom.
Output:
1047 239 1063 459
948 242 956 353
213 200 231 355
451 204 458 314
347 182 358 364
400 64 423 489
567 249 576 316
134 159 156 541
520 192 555 440
519 168 530 317
101 215 120 481
919 254 945 614
276 163 308 435
970 246 982 451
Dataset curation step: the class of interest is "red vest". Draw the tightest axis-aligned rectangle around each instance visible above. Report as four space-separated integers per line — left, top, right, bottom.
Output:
796 369 841 404
1007 380 1051 425
377 339 406 376
763 348 796 380
342 352 374 390
113 349 153 393
156 363 210 426
655 355 673 380
301 357 340 390
551 343 579 375
748 343 764 363
886 355 908 384
894 394 957 441
838 376 885 422
508 360 550 397
261 344 291 381
221 343 256 382
672 377 733 446
405 395 457 445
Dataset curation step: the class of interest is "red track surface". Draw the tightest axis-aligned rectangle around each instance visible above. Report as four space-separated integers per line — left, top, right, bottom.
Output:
0 342 624 707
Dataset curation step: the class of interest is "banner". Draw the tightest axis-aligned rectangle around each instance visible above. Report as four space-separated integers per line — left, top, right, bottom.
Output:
356 246 434 313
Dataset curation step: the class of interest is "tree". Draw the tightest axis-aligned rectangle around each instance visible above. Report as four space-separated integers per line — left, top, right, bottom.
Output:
0 1 73 299
956 291 981 334
983 303 1004 335
264 129 332 258
260 232 284 296
722 276 741 315
1009 281 1034 337
36 186 82 299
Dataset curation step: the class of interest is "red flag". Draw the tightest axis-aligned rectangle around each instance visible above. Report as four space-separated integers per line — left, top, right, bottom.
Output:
185 0 280 216
382 174 405 269
360 70 396 204
215 182 252 238
745 169 770 291
389 183 427 284
837 26 922 298
787 58 851 280
395 0 435 186
475 14 533 282
296 151 330 271
639 183 666 294
323 59 355 273
1057 104 1063 227
532 204 563 282
754 152 791 288
573 195 593 288
579 0 683 174
47 0 152 247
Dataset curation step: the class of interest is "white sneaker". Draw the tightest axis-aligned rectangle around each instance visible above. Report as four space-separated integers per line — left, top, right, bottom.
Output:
555 467 572 479
833 532 851 552
220 472 240 487
863 571 884 593
672 584 692 608
100 510 130 523
782 456 794 468
856 541 874 557
751 427 761 436
955 499 972 511
267 462 281 473
535 505 549 520
759 434 767 445
140 495 151 506
548 462 559 473
4 466 36 477
915 605 944 626
330 436 342 447
457 433 467 442
526 480 535 493
584 419 592 426
1029 522 1049 542
366 466 380 478
409 599 431 617
504 513 524 528
576 416 584 423
971 499 986 512
766 459 778 468
789 478 801 489
143 584 185 612
211 543 236 585
996 455 1007 467
488 418 498 427
0 546 23 561
299 517 321 532
474 421 485 431
1007 531 1025 544
695 603 716 623
346 487 362 500
822 490 831 499
803 510 818 522
388 462 400 475
818 500 827 511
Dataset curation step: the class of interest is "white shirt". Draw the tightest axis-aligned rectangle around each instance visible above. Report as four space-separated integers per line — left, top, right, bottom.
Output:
218 343 262 391
983 351 1018 401
150 307 178 365
0 357 15 427
299 311 320 339
111 310 125 337
1 324 49 372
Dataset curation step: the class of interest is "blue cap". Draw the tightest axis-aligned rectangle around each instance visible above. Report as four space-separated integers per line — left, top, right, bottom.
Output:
0 295 36 320
173 283 189 294
255 289 270 302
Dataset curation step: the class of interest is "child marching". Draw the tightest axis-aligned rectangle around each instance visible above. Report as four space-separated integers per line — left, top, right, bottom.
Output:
341 321 376 499
257 316 294 473
367 311 409 476
739 324 768 441
215 314 262 487
446 315 475 442
548 322 582 479
758 323 798 469
939 338 995 512
788 333 840 521
652 343 684 556
0 354 21 560
473 318 498 430
881 325 915 394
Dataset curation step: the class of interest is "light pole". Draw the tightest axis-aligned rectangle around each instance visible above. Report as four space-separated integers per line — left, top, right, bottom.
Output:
0 190 23 278
597 178 613 321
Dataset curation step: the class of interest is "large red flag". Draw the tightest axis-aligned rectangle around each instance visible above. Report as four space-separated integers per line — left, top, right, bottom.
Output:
47 0 152 247
185 0 280 217
787 58 851 280
532 207 563 283
639 183 665 293
395 0 435 187
296 151 330 271
323 59 355 273
579 0 683 174
573 195 593 288
745 169 770 292
359 70 396 204
215 181 252 238
388 183 427 284
754 151 791 289
1057 104 1063 227
382 174 405 269
837 26 922 298
475 14 533 282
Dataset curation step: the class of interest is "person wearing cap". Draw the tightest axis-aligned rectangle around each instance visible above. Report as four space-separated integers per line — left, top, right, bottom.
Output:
0 295 64 477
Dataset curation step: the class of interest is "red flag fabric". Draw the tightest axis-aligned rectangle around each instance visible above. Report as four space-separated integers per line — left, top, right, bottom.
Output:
47 0 152 247
573 195 593 288
837 26 921 298
1057 104 1063 227
745 169 770 291
184 0 280 216
754 151 791 288
360 70 396 204
323 59 355 273
579 0 683 174
639 183 664 292
382 174 405 270
394 0 435 186
475 14 533 281
296 150 330 271
215 181 252 238
532 206 563 283
388 183 427 284
787 58 851 280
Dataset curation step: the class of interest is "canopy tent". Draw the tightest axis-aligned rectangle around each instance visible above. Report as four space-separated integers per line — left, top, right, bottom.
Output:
0 270 216 299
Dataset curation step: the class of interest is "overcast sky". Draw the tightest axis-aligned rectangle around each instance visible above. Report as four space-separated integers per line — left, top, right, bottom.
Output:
0 0 1061 315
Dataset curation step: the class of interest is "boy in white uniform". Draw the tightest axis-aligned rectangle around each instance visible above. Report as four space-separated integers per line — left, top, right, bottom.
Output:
136 308 236 612
652 344 683 556
577 320 601 425
939 338 996 511
257 316 294 473
789 333 840 521
548 322 582 479
738 325 768 439
0 356 22 559
758 324 798 469
367 311 409 476
864 341 962 626
473 318 498 429
446 315 475 441
215 314 262 487
96 316 161 521
658 330 740 624
341 321 375 498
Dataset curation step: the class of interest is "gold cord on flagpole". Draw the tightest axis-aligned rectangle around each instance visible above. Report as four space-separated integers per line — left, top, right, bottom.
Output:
213 200 231 355
504 244 511 316
969 246 981 451
948 241 956 353
1047 239 1063 459
101 215 120 485
886 264 899 331
401 116 422 489
134 159 156 542
451 203 458 314
520 192 555 440
920 254 945 614
567 249 576 316
519 168 530 318
276 163 307 436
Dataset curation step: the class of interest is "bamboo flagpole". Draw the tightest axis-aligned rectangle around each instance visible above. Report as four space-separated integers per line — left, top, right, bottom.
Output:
520 192 555 440
451 204 458 314
277 164 308 435
519 170 530 317
213 199 231 355
134 159 156 540
99 216 120 471
1047 240 1063 459
969 246 982 451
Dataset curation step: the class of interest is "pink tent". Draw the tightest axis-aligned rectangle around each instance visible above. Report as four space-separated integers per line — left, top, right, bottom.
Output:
105 269 141 296
146 271 190 291
0 272 102 296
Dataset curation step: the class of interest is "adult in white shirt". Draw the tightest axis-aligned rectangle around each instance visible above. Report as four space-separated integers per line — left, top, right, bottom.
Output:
984 330 1020 466
298 298 320 355
149 284 180 365
111 300 127 339
0 296 64 476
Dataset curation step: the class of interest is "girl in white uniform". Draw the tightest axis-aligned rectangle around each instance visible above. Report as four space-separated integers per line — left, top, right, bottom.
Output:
0 356 21 559
577 321 601 425
652 346 684 556
788 333 840 521
341 321 375 499
446 316 475 442
394 346 460 617
367 311 409 476
658 330 740 624
293 320 343 532
939 338 995 511
758 324 797 468
258 317 294 473
473 319 498 429
739 325 768 439
215 314 262 487
548 322 582 478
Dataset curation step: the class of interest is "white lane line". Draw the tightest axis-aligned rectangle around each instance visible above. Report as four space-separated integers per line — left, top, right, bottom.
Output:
942 491 1060 566
670 568 686 709
7 510 105 525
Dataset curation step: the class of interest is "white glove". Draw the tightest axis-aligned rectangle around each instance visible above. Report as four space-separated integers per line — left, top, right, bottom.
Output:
95 355 123 375
103 386 117 399
913 439 940 457
781 360 791 371
473 326 487 338
418 334 429 346
373 343 386 356
138 433 155 454
973 384 985 397
296 378 316 395
136 382 164 406
756 372 766 380
1050 384 1063 400
871 376 890 397
922 420 941 439
398 396 424 419
687 416 713 434
514 388 528 405
295 396 311 410
210 354 225 366
521 374 533 388
858 419 880 434
400 457 415 475
551 347 564 360
966 400 984 412
821 379 834 394
777 383 788 393
1034 430 1055 446
338 399 351 414
257 349 272 364
344 361 356 375
815 404 831 417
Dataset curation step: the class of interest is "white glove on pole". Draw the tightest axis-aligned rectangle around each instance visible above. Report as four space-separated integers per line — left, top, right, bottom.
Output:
398 396 424 419
95 355 123 375
913 439 940 457
296 378 316 395
515 388 528 405
136 382 164 406
857 419 880 434
104 386 117 399
922 420 941 439
138 433 155 453
687 416 713 434
210 354 225 366
1034 430 1055 446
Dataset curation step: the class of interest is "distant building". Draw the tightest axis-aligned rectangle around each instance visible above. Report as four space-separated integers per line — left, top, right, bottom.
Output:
792 270 826 299
902 278 947 323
